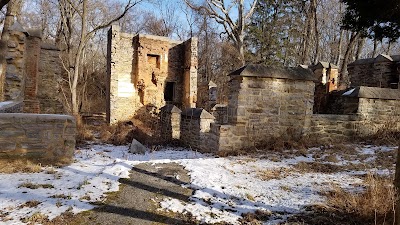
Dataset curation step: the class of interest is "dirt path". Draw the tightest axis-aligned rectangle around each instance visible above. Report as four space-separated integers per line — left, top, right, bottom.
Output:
70 163 197 225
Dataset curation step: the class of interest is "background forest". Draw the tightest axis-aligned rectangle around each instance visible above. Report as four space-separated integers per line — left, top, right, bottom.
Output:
1 0 399 115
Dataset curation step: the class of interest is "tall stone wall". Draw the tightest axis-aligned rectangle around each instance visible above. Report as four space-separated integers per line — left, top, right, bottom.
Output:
183 37 198 108
4 30 26 101
23 35 41 113
107 25 198 124
0 113 76 165
37 44 64 114
107 26 139 123
0 26 64 114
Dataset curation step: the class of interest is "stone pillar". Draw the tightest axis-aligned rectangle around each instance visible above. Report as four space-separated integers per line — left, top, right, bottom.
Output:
160 105 181 142
183 37 198 108
4 29 27 101
23 34 41 113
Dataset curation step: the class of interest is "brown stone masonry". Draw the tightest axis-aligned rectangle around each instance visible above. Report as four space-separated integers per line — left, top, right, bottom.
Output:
23 35 41 113
0 113 76 165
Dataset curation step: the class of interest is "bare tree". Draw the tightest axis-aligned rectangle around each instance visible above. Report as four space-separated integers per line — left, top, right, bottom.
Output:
185 0 258 64
58 0 142 115
339 31 360 89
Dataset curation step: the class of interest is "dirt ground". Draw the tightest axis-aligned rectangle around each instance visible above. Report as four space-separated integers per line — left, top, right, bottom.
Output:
69 163 198 225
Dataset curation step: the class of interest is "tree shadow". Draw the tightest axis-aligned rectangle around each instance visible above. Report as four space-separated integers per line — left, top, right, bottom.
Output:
122 164 296 222
92 205 196 225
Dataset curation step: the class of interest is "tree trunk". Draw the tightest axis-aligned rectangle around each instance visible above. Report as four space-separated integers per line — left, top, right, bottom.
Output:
71 0 88 115
301 7 312 65
355 37 365 60
335 29 344 66
372 39 378 57
312 0 319 65
339 32 360 89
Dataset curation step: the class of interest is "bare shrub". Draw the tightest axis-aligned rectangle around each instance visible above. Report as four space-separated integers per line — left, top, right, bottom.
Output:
76 124 95 144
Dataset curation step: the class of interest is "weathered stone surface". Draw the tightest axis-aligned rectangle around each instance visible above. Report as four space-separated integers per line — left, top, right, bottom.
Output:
106 25 198 124
129 138 148 154
1 26 64 113
0 113 76 165
348 54 400 88
229 64 316 81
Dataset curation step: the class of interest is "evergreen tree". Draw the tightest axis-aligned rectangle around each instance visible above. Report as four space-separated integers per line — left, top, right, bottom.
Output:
341 0 400 41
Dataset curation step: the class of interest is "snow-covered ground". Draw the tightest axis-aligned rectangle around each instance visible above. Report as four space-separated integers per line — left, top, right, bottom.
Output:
0 143 396 224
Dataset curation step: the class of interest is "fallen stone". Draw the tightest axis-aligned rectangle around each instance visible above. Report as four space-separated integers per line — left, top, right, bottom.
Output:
129 138 147 154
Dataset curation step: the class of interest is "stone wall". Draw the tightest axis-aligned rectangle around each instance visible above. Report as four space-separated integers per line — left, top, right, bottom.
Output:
0 25 64 114
0 113 76 165
183 37 198 108
160 105 181 142
107 25 198 124
3 30 26 101
357 97 400 135
23 35 41 113
0 101 23 113
107 26 139 123
180 108 215 152
348 54 400 88
227 76 314 140
306 114 359 142
37 44 64 114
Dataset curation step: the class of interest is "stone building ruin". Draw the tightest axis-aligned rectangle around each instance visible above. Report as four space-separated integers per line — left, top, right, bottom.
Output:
105 25 400 154
0 22 65 114
106 25 198 124
348 54 400 88
0 22 75 165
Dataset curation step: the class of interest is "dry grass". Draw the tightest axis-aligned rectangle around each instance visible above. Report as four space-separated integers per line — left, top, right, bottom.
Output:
239 210 271 224
326 174 396 223
76 124 95 144
18 182 54 189
18 200 41 209
293 162 343 174
257 168 293 181
0 159 42 173
286 174 396 225
21 212 49 224
358 118 400 146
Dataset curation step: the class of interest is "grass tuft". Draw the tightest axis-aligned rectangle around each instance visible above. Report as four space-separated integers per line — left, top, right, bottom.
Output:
0 159 42 174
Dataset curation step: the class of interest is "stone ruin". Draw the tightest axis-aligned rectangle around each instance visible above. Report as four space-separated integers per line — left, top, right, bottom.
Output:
1 20 399 161
0 22 76 165
106 25 400 154
106 25 198 124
